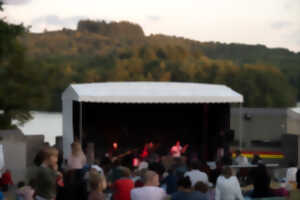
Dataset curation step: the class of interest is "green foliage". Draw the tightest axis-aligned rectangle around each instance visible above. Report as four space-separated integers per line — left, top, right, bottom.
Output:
11 20 300 112
0 5 49 129
77 20 145 44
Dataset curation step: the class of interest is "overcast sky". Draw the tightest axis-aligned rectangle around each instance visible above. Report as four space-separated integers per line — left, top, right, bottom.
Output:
2 0 300 52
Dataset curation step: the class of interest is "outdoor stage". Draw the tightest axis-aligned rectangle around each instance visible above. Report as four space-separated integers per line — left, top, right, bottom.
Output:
62 82 243 161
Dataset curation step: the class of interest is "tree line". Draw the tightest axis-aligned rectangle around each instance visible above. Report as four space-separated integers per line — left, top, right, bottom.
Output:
0 18 299 128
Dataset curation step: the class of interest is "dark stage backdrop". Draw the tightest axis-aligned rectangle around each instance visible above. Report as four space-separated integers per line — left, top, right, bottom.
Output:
73 102 230 161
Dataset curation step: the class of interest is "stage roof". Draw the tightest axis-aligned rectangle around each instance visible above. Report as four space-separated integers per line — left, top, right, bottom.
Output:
62 82 243 104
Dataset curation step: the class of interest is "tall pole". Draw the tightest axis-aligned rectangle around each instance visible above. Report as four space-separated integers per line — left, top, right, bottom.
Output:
239 103 242 150
79 102 83 143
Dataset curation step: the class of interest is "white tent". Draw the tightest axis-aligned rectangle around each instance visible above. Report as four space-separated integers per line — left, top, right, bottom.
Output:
62 82 243 158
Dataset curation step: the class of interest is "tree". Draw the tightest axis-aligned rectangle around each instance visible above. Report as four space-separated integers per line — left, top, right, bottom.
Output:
0 3 48 128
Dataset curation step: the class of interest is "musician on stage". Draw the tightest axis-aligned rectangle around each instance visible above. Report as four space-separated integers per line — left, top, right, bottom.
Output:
170 141 188 157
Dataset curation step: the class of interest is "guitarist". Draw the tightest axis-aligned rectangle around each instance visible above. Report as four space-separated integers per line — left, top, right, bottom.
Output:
170 141 189 157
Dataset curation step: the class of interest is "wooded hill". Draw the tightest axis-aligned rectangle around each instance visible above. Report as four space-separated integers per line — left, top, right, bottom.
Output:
20 20 300 111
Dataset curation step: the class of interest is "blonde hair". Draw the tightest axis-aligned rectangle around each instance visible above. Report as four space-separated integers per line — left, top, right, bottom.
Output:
89 171 107 191
142 170 158 184
71 142 83 156
43 147 59 160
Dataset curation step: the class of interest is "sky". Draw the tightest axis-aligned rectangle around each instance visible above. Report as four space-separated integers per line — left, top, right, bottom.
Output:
2 0 300 52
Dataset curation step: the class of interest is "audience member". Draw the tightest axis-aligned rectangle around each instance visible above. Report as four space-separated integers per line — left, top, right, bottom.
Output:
0 191 4 200
112 167 134 200
88 171 107 200
209 160 222 186
194 181 209 194
184 161 209 187
33 148 47 167
234 150 248 165
215 167 244 200
131 170 167 200
221 152 233 166
162 167 178 194
173 157 188 178
0 169 13 191
171 177 208 200
251 164 275 198
288 168 300 200
67 142 87 170
33 147 60 200
16 180 35 200
286 162 298 189
251 154 262 165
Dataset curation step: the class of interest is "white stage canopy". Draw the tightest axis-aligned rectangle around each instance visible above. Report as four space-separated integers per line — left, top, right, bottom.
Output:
62 82 243 104
62 82 243 157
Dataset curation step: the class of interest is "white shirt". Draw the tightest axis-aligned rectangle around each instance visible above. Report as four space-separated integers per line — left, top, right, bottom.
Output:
184 169 209 187
215 176 244 200
67 153 87 170
131 186 167 200
234 155 249 165
287 167 298 182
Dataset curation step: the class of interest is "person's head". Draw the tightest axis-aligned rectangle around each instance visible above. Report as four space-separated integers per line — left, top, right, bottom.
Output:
177 176 191 190
89 171 107 192
194 181 208 193
120 167 131 178
90 167 99 175
252 154 262 164
252 164 271 188
253 164 269 181
148 162 165 177
149 142 153 149
113 142 118 150
236 150 241 157
256 163 267 172
176 141 180 147
71 142 83 156
254 154 261 160
42 147 59 168
142 170 160 186
17 181 25 188
34 149 47 166
222 166 232 178
189 161 200 170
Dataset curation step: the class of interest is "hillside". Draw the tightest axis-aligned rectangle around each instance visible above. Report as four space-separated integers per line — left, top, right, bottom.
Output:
20 20 299 110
